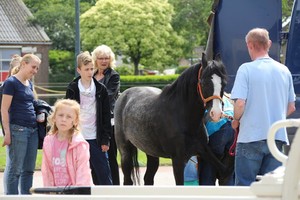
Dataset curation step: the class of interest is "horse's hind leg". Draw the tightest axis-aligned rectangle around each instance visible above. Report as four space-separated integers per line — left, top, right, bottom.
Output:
121 153 134 185
144 155 159 185
120 142 140 185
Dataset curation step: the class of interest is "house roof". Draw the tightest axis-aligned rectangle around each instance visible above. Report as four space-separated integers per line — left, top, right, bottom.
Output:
0 0 51 45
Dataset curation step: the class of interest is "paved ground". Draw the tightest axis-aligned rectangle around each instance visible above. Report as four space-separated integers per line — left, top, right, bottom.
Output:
0 166 175 195
0 130 175 194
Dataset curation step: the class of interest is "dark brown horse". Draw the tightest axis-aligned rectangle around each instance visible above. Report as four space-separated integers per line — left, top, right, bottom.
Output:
114 53 228 185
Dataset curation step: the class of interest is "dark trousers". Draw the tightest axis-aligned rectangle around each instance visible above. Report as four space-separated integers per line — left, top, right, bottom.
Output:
108 127 120 185
199 121 235 185
87 139 112 185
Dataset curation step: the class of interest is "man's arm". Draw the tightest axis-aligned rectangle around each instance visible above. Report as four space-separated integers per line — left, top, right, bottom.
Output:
287 101 296 116
232 98 246 129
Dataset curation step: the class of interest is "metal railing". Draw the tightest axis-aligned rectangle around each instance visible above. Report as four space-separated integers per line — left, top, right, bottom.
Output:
34 82 173 104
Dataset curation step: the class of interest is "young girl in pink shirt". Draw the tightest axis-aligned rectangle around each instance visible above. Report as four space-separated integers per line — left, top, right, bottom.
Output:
41 99 92 186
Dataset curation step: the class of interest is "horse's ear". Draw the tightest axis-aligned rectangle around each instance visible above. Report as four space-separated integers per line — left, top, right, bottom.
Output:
214 53 222 61
202 52 208 68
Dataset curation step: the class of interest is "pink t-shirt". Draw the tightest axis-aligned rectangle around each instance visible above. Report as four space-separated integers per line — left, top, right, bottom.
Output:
52 136 71 186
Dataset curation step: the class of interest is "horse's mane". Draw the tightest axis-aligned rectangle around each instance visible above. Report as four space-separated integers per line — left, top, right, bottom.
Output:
161 63 200 100
161 59 227 100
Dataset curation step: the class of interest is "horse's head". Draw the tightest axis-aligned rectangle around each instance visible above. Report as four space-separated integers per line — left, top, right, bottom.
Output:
198 53 227 122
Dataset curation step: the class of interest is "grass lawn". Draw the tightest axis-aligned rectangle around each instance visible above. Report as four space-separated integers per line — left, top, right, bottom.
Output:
0 137 171 172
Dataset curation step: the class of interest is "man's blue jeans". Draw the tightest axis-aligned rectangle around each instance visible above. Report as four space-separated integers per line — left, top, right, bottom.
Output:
6 124 38 195
235 140 283 186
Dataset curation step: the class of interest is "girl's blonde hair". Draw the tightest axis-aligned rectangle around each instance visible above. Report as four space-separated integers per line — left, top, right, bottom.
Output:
11 54 41 76
91 45 116 69
13 54 40 99
21 53 41 65
47 99 81 141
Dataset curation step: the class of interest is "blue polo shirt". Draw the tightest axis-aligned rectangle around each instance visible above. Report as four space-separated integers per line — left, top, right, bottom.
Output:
231 57 295 143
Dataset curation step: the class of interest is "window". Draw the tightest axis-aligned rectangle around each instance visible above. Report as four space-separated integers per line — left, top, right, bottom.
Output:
0 47 21 82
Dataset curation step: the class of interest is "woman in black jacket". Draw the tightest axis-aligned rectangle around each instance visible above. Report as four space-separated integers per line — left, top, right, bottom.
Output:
92 45 120 185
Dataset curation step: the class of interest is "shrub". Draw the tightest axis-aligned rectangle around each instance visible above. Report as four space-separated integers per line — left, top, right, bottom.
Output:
49 50 75 83
115 65 134 75
175 66 189 74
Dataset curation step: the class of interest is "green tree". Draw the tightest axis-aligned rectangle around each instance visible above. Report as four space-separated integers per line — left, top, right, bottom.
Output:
169 0 213 59
23 0 97 83
24 0 95 51
80 0 184 75
282 0 294 20
48 50 75 82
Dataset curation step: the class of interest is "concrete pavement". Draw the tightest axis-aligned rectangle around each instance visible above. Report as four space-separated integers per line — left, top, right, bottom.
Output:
0 166 175 195
0 131 175 195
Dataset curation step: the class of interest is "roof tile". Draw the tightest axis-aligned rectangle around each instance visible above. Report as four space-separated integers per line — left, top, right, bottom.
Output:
0 0 51 44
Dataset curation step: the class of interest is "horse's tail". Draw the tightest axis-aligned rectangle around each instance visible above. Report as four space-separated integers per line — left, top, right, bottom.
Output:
131 146 140 185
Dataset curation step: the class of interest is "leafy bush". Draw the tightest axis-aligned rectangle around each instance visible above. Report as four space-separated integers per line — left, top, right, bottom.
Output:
49 50 75 83
175 66 189 74
115 65 134 75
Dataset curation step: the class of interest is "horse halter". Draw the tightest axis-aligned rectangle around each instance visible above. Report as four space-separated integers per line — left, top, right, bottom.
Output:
197 66 223 107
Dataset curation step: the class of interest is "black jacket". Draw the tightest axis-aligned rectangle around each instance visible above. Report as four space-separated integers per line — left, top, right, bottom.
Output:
65 77 111 146
97 68 120 118
34 99 52 149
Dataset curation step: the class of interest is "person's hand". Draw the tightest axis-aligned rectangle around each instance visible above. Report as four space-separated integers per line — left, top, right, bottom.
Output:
231 119 240 130
101 145 109 152
2 134 11 147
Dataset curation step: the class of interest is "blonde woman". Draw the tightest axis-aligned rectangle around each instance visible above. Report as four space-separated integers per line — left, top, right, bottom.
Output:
1 54 22 195
1 54 41 194
92 45 120 185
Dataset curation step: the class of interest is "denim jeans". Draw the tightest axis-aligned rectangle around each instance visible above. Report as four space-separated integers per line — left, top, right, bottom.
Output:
3 146 10 194
184 156 198 183
6 124 38 195
235 140 283 186
87 139 112 185
198 121 235 185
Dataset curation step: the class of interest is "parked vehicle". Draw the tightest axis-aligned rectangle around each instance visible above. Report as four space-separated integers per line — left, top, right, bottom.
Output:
211 0 300 142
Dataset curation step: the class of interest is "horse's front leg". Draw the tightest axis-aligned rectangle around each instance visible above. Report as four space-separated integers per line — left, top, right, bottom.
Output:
171 158 185 185
144 155 159 185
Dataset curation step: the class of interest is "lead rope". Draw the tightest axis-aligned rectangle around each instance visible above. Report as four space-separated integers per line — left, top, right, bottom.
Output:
222 113 238 156
229 126 239 156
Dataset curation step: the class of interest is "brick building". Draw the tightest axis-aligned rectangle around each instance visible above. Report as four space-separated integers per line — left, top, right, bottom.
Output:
0 0 51 83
